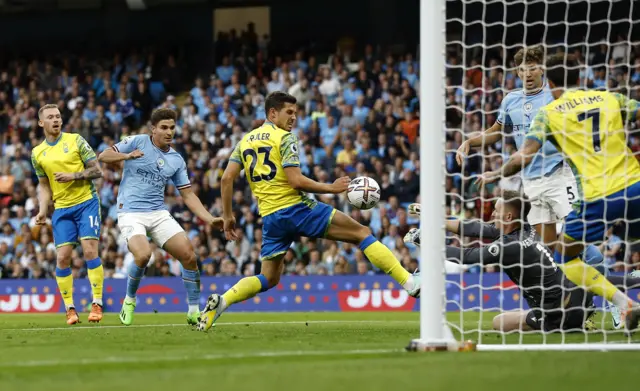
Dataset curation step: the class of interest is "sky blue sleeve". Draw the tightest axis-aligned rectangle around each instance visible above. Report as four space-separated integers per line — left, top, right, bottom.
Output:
496 94 511 125
113 135 138 154
172 159 191 190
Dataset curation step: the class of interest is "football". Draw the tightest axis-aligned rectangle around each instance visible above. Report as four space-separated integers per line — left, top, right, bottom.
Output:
347 176 381 210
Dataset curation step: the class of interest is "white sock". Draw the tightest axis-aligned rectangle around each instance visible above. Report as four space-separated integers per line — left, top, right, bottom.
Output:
402 275 416 291
612 291 632 309
66 304 75 310
188 304 199 314
125 295 136 304
219 296 229 312
93 298 103 306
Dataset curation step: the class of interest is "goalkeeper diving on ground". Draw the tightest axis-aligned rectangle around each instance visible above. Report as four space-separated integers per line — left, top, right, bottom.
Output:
476 51 640 332
404 192 640 332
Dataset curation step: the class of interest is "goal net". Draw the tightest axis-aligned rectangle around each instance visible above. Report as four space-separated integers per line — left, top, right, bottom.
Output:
414 0 640 351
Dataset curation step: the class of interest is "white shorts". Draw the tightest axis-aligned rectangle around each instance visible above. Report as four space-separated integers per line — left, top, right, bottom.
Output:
523 164 577 226
117 210 184 248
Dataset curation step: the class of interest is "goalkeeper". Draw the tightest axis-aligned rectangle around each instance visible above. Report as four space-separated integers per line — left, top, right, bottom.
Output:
404 191 640 332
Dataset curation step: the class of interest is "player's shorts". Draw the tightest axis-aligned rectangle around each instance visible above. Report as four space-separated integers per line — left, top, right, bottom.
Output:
117 210 184 248
523 164 576 226
564 180 640 245
525 287 595 332
52 197 101 248
261 201 336 261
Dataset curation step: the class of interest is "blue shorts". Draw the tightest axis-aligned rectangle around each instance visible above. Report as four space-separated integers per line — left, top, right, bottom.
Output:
564 181 640 246
52 198 101 248
261 202 336 260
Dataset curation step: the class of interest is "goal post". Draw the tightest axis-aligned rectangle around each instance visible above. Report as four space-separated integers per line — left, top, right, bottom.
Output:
412 0 640 352
410 0 458 351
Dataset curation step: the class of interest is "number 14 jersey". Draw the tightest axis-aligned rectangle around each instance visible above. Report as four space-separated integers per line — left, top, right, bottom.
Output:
229 121 303 216
527 89 640 201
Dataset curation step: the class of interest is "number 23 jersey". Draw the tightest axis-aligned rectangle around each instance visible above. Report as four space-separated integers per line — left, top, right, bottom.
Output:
229 121 303 216
527 90 640 201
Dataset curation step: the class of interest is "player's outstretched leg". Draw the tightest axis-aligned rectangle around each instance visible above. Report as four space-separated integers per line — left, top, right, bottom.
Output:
163 233 202 325
81 239 104 323
326 210 420 296
78 199 104 323
198 260 275 332
120 235 152 326
557 238 640 332
55 245 79 325
583 244 621 328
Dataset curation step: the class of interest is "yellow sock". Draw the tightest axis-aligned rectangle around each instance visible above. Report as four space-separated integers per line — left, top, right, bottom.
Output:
222 275 268 307
561 258 619 302
360 236 411 286
86 258 104 304
55 267 74 309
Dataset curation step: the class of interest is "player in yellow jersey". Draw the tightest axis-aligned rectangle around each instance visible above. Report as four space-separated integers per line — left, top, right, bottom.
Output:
477 53 640 331
31 104 105 325
197 92 420 331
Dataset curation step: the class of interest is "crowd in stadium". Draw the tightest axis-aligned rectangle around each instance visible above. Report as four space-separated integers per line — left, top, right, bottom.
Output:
0 27 638 280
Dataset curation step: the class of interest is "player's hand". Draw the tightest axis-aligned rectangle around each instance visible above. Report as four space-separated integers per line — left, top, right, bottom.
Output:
474 170 501 187
456 141 470 166
223 216 238 241
53 172 75 183
408 203 421 218
331 176 351 194
35 211 47 226
210 217 224 231
127 150 144 160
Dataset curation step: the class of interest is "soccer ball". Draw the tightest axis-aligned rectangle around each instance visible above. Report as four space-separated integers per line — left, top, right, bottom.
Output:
347 176 381 210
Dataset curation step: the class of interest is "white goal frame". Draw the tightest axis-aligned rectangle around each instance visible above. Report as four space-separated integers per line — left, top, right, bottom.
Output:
412 0 640 352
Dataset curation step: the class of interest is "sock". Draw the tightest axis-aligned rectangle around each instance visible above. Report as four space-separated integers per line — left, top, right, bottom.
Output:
359 235 413 289
126 263 146 299
55 267 74 309
182 268 200 314
561 258 631 307
221 274 269 308
86 257 104 306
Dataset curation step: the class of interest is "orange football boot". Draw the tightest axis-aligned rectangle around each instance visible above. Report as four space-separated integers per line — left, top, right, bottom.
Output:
88 303 103 323
66 308 80 325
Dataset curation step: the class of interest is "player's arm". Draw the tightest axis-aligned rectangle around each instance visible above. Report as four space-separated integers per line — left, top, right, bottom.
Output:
98 136 144 163
220 145 243 240
280 133 349 194
447 219 502 240
476 110 547 187
456 97 508 165
446 241 520 266
53 136 103 183
174 161 223 229
32 153 52 224
612 92 640 123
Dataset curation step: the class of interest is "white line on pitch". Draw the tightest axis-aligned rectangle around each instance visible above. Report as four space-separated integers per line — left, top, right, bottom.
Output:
0 348 403 368
0 319 419 332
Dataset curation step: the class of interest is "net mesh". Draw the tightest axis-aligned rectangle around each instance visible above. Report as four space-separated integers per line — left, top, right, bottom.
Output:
443 0 640 347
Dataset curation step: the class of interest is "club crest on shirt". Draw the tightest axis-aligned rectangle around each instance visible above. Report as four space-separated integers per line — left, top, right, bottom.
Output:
523 102 533 113
157 158 165 169
63 142 69 153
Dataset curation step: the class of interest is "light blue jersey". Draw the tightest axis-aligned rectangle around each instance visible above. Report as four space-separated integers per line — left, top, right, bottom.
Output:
113 135 191 212
497 84 563 179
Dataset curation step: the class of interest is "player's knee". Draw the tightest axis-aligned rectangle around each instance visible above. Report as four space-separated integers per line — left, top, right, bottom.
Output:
355 225 373 243
56 248 73 268
179 251 198 270
133 249 152 266
262 271 281 288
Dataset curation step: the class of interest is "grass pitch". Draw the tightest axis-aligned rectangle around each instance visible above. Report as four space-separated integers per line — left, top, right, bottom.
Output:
0 311 638 391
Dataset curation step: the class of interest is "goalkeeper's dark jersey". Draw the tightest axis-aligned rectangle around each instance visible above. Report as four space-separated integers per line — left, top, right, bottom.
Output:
446 221 577 311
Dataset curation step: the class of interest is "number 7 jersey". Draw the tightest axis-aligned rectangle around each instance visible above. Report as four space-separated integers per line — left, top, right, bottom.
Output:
229 121 304 216
527 89 640 201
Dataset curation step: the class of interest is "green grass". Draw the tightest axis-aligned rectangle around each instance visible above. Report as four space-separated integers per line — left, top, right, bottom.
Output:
0 311 639 391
